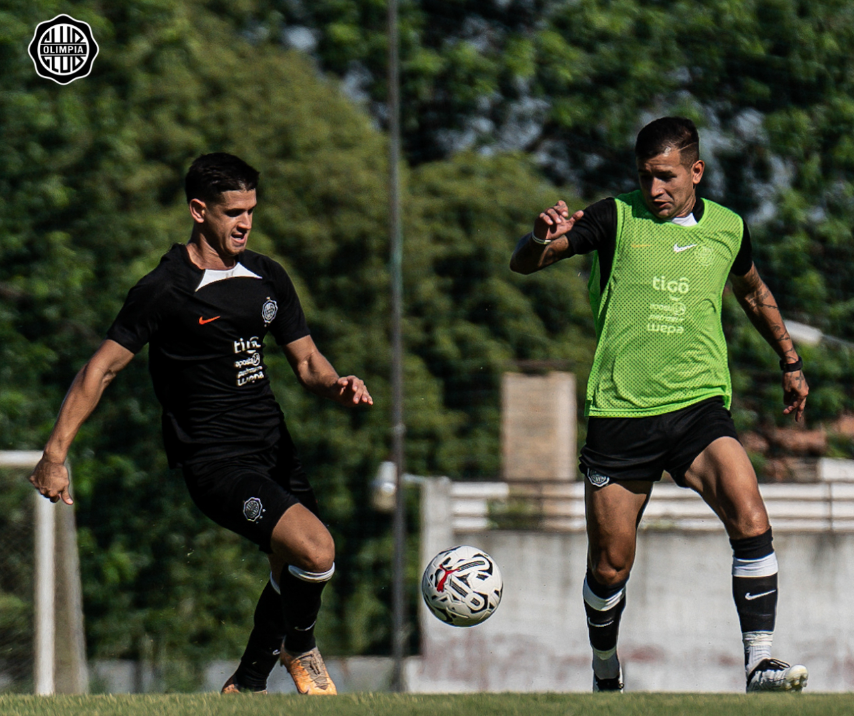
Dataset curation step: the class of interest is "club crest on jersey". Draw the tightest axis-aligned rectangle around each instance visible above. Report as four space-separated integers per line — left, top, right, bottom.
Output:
261 297 278 326
586 468 611 488
697 245 714 267
243 497 265 523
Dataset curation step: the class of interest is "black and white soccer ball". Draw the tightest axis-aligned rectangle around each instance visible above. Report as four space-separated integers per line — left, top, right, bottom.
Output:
421 545 503 627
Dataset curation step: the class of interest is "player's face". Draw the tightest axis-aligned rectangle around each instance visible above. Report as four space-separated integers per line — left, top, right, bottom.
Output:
636 148 704 220
201 189 257 257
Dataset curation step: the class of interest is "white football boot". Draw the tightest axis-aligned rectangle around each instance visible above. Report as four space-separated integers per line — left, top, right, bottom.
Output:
746 658 808 692
593 665 624 693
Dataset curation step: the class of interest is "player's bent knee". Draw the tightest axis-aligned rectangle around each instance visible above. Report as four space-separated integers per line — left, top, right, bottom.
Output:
726 504 771 540
731 519 771 541
293 530 335 573
590 562 631 587
300 547 335 574
275 537 334 574
589 545 634 585
270 504 336 571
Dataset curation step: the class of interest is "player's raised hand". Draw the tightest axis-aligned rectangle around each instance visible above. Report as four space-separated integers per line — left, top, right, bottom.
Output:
29 456 73 505
533 200 584 243
782 369 808 423
334 375 373 407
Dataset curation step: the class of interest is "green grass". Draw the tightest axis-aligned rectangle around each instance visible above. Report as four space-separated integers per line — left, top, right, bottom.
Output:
0 693 852 716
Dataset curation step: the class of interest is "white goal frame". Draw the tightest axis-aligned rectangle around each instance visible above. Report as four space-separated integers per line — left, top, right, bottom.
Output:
0 451 88 695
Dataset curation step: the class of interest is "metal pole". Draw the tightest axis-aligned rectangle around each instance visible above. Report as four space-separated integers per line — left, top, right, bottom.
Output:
34 493 55 695
0 451 57 695
388 0 407 693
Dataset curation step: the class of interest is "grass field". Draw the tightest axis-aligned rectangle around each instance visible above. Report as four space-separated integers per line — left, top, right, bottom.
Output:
1 693 852 716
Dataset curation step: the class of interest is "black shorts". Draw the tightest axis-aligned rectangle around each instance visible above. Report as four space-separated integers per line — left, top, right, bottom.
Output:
182 429 319 553
579 396 740 487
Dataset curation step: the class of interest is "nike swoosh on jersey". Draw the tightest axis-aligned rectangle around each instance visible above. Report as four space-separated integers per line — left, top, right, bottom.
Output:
199 316 221 325
745 590 777 601
673 243 698 252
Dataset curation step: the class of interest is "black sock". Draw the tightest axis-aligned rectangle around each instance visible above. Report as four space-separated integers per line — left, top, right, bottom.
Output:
279 565 330 654
233 581 286 691
732 573 777 633
731 529 777 669
583 567 627 657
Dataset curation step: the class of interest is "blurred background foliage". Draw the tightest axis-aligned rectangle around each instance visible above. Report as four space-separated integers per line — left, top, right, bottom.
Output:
1 0 853 686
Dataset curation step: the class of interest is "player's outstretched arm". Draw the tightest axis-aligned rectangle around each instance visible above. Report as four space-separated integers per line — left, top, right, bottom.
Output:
730 264 808 422
509 200 583 275
284 335 373 408
29 339 135 504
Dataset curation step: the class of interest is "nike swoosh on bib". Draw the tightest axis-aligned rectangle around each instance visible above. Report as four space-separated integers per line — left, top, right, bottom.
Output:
673 243 697 252
745 590 777 601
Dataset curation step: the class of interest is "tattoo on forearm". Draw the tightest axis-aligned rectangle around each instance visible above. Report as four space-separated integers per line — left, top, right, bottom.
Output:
744 284 778 312
734 274 797 356
770 325 790 342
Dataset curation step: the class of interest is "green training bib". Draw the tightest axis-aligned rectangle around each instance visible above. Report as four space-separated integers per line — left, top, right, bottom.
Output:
585 190 743 417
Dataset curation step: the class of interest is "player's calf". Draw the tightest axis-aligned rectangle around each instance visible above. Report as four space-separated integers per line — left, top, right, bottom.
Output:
731 528 808 691
584 567 627 692
222 579 283 694
731 529 778 671
278 563 338 695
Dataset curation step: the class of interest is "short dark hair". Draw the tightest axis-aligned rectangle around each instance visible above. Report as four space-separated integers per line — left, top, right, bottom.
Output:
635 117 699 166
185 153 259 203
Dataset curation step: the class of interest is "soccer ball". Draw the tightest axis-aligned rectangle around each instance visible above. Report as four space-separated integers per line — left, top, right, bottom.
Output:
421 545 503 627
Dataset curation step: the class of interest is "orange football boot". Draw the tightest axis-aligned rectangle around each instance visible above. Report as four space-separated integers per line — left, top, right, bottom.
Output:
281 647 337 695
220 674 267 694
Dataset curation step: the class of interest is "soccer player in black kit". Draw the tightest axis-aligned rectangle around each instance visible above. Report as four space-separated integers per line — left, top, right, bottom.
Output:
29 153 371 695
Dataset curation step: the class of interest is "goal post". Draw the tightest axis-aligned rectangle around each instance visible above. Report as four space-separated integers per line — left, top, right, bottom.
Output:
0 451 88 695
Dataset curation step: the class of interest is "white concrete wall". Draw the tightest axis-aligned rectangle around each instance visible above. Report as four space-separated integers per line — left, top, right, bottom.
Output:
407 478 854 692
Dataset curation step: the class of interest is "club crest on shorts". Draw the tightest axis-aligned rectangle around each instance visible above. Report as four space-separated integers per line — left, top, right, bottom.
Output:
261 297 278 326
243 497 265 522
29 15 99 85
586 468 611 488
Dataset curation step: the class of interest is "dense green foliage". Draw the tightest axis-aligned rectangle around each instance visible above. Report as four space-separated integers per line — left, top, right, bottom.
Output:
245 0 854 356
0 0 590 681
3 0 854 691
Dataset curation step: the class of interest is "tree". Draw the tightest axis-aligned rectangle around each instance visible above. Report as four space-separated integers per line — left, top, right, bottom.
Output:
4 0 852 688
238 1 854 349
2 0 594 681
1 0 398 677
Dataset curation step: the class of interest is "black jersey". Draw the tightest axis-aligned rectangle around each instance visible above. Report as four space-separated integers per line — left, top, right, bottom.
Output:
567 197 754 290
107 244 310 467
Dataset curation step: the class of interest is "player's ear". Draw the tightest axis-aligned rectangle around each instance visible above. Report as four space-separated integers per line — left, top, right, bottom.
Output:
188 198 207 223
692 159 705 187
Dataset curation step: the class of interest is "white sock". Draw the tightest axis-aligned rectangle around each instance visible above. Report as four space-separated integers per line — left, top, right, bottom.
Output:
592 646 620 679
744 631 774 674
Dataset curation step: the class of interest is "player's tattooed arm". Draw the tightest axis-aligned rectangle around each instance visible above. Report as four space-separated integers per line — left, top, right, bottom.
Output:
730 264 808 422
730 264 796 357
284 335 373 407
510 200 582 274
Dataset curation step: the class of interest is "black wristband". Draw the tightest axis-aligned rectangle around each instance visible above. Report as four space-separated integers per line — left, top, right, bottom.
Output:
779 356 803 372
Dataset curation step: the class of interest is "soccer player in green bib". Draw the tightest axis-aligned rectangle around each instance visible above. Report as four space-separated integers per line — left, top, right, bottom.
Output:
511 117 809 693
